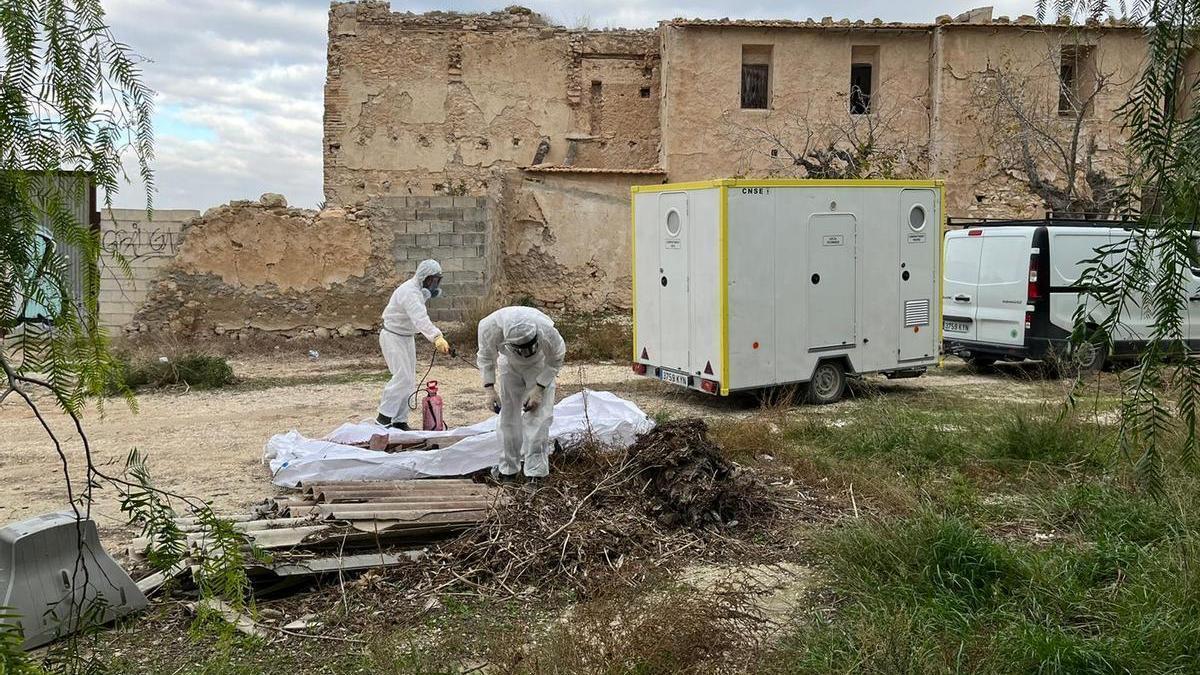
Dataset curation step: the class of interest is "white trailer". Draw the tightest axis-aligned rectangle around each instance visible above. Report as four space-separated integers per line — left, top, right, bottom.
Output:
631 179 944 403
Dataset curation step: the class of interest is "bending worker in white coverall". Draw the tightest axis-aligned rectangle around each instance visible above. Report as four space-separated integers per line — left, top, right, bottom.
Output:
476 306 566 482
377 259 451 429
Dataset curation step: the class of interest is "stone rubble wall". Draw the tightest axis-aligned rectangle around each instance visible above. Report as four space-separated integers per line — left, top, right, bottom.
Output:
130 193 494 340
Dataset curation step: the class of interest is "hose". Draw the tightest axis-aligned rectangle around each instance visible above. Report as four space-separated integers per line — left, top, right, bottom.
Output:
405 346 481 412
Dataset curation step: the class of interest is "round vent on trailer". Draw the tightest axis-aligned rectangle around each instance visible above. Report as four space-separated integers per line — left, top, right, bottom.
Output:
666 209 682 237
908 204 927 231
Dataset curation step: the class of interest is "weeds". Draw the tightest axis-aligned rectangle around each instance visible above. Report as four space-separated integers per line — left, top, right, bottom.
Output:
110 352 234 393
555 311 632 362
989 407 1112 466
442 300 632 362
768 504 1200 673
357 586 767 674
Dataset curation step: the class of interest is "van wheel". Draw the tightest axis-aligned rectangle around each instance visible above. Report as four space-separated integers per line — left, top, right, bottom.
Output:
1058 332 1108 377
1070 340 1108 375
806 361 847 404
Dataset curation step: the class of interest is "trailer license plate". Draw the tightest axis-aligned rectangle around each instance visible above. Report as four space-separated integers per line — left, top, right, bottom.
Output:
660 369 689 387
944 319 971 333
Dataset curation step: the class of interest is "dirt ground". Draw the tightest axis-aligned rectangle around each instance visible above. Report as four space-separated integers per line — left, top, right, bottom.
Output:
0 351 1071 551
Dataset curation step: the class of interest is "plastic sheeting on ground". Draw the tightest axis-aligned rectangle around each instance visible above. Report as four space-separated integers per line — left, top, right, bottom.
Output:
263 390 653 487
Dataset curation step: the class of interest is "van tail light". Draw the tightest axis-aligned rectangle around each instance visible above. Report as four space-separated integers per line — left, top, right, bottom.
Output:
968 229 984 237
700 379 719 394
1025 311 1033 330
632 363 647 375
1027 254 1040 301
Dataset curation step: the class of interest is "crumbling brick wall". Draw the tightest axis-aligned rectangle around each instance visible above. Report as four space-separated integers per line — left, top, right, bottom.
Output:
323 3 661 204
131 193 494 338
315 5 1148 320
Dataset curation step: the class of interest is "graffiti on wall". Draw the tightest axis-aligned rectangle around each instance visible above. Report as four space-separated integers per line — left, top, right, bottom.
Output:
101 221 180 259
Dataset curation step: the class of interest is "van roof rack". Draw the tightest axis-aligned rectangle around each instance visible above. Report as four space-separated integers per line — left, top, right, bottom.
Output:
947 214 1139 229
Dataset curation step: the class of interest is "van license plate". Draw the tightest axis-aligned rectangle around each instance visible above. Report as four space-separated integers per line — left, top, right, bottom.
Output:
944 319 971 333
660 369 690 387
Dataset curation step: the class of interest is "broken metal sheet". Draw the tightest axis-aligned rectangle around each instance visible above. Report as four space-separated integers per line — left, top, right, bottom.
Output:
135 561 189 596
313 499 494 512
264 390 652 487
345 520 474 536
176 517 317 534
189 598 262 638
283 614 322 631
315 506 486 523
247 551 421 578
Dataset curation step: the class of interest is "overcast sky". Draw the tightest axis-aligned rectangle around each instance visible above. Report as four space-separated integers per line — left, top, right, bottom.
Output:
104 0 1038 210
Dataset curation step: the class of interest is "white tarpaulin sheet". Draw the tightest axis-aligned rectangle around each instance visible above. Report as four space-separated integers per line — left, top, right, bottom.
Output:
263 390 652 487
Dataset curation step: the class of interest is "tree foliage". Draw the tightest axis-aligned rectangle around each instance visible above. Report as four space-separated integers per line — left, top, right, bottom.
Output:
1 0 154 413
1043 0 1200 492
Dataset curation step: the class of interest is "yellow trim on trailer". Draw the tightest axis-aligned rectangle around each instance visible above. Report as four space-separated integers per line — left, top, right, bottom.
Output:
719 184 730 396
630 187 638 363
726 178 943 189
937 181 947 368
631 179 732 194
634 178 944 193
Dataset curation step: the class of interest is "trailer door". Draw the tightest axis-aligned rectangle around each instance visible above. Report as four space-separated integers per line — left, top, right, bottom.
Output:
898 189 939 360
658 192 690 371
807 213 857 350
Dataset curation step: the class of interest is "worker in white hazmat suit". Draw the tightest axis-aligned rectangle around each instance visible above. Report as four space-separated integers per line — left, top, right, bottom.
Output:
476 306 566 481
377 259 451 429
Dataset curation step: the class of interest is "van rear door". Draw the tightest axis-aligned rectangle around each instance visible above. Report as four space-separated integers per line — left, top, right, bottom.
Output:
942 230 983 341
976 230 1034 346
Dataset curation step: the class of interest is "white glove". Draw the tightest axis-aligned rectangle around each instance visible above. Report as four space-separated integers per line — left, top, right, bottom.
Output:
523 384 546 412
486 385 500 413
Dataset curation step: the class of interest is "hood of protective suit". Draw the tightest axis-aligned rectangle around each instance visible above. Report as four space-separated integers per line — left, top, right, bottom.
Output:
413 259 443 285
502 320 538 346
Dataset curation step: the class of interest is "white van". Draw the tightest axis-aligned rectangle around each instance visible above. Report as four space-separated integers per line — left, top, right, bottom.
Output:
942 221 1200 370
632 179 943 403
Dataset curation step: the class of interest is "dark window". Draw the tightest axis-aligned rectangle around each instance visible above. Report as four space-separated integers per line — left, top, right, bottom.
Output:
639 87 650 98
741 64 769 109
1059 46 1096 116
1058 59 1076 113
850 63 873 114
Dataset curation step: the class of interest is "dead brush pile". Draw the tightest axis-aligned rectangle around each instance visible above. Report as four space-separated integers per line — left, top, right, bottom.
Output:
408 419 777 598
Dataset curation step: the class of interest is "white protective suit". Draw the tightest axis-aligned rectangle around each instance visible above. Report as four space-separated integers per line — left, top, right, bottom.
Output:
476 306 567 477
377 260 444 423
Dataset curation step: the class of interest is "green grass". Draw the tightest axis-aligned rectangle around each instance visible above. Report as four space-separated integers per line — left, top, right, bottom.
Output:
766 508 1200 673
733 389 1200 674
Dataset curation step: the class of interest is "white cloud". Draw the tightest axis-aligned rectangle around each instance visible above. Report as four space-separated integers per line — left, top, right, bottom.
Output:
104 0 1055 210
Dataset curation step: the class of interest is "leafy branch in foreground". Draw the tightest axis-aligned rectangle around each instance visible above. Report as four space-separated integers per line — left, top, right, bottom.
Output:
2 0 155 414
1045 0 1200 492
2 1 254 660
120 449 262 619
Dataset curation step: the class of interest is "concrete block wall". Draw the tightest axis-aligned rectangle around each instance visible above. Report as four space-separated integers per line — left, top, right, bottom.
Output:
99 208 199 333
365 195 493 322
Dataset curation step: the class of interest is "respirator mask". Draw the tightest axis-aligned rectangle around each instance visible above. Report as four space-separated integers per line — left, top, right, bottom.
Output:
509 335 539 358
422 274 443 300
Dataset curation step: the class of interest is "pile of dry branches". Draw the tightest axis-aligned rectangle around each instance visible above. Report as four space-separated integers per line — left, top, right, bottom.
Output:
406 419 776 598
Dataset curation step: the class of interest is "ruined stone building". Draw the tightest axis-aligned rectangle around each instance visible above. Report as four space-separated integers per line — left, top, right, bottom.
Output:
124 4 1152 338
320 2 1147 316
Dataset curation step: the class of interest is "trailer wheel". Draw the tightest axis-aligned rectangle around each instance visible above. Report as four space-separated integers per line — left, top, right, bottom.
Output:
806 361 847 404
